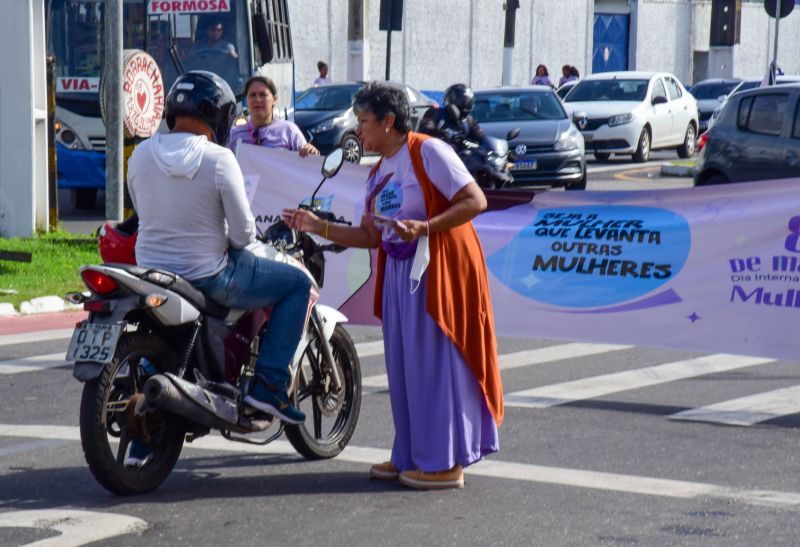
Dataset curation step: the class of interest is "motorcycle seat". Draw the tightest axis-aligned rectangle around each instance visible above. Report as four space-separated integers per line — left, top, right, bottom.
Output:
105 263 230 319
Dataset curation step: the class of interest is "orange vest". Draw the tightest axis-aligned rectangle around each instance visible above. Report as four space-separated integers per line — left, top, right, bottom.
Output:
371 132 504 425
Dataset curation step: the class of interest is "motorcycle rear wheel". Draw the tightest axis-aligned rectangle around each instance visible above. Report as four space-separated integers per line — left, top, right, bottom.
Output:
79 333 185 495
285 325 362 459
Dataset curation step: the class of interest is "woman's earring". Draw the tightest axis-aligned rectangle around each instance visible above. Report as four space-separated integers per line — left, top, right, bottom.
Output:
385 126 390 133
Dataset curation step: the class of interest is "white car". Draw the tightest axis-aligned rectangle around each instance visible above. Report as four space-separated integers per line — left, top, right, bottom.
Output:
563 71 699 162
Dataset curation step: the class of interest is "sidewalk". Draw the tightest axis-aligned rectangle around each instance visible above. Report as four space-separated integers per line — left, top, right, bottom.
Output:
0 311 86 336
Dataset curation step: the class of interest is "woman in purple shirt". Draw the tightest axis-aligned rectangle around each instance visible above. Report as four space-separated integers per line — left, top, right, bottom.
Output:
229 76 319 157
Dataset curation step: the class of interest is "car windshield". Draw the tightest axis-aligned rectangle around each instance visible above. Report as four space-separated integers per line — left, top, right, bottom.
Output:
566 79 650 102
691 82 739 100
295 86 362 111
472 91 566 122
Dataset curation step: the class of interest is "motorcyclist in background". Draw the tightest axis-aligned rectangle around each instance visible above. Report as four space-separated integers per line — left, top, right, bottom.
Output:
419 83 485 151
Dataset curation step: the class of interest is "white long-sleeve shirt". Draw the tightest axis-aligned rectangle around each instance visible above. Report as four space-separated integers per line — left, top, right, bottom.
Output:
128 132 256 280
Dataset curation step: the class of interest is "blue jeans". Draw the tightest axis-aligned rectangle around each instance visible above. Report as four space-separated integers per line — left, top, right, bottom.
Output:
193 248 312 390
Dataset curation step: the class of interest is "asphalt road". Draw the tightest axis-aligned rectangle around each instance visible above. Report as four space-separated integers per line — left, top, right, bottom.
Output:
13 154 794 547
2 319 800 546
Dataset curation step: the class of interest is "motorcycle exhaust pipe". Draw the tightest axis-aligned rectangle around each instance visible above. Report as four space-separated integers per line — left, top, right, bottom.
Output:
144 374 240 431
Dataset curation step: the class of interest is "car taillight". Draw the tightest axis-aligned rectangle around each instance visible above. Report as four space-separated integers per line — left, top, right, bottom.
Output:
697 132 709 153
81 270 119 295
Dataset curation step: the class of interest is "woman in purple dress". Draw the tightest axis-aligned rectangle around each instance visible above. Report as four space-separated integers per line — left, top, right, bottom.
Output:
283 82 503 490
229 76 319 157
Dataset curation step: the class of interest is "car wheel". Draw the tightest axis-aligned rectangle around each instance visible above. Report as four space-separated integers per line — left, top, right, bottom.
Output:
71 188 98 210
341 134 362 164
632 127 651 163
677 123 696 158
593 152 611 162
698 174 729 186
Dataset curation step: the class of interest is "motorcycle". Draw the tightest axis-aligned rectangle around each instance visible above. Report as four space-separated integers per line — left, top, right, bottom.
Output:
430 104 519 190
67 149 361 495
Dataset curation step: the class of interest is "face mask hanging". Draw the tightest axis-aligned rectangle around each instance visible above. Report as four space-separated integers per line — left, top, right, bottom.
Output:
409 223 430 294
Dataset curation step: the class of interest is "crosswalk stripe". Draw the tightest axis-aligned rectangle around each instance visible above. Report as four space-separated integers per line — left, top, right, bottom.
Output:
0 423 798 508
355 340 384 358
669 385 800 426
0 328 74 347
361 342 632 389
505 354 775 409
0 353 69 375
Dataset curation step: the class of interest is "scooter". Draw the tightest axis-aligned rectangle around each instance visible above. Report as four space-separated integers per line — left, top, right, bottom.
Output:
68 149 361 495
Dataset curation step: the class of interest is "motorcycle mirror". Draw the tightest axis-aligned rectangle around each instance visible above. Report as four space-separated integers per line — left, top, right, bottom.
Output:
323 148 345 178
506 128 520 141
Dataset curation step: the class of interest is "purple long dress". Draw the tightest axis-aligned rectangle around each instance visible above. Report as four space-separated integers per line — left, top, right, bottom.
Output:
366 138 499 473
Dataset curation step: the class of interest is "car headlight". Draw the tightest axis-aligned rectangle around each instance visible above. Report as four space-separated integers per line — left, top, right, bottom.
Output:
608 112 635 127
553 128 581 151
311 119 336 133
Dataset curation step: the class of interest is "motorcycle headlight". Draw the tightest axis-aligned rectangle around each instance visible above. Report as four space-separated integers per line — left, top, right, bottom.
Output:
608 112 635 127
553 128 581 151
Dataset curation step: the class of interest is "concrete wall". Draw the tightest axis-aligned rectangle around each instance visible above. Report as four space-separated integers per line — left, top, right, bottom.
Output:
0 0 48 237
288 0 800 91
635 0 693 84
289 0 591 91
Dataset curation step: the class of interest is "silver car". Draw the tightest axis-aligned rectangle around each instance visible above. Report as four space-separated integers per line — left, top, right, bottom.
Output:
473 86 586 189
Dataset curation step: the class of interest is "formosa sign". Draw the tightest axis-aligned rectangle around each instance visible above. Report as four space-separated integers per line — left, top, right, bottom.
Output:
147 0 230 14
237 144 800 363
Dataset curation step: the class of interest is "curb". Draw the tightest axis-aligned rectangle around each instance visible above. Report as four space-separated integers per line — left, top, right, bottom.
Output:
660 164 695 178
0 295 82 318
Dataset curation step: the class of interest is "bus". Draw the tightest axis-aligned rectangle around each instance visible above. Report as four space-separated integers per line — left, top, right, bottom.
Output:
47 0 294 208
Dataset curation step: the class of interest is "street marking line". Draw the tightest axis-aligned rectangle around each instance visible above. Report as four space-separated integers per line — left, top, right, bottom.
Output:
0 439 68 458
587 160 671 175
0 353 68 375
505 354 775 408
0 509 147 547
0 329 73 347
355 340 385 359
0 423 798 509
669 385 800 426
361 342 631 389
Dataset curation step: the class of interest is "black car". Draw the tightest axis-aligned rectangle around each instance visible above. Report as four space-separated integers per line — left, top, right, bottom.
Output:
293 81 435 163
695 84 800 185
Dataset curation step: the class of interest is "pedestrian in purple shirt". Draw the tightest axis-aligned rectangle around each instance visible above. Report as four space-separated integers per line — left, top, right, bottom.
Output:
229 76 319 157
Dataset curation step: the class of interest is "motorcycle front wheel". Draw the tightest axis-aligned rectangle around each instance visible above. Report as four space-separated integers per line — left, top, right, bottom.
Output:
79 333 185 495
285 324 362 459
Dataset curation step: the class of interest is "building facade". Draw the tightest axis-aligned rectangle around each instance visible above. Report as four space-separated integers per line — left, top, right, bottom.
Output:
288 0 800 92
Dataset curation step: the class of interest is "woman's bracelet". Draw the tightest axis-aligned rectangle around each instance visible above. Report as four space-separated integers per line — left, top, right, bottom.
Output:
324 221 329 240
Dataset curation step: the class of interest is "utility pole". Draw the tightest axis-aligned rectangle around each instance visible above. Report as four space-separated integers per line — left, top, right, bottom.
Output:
346 0 369 81
105 0 123 222
502 0 520 85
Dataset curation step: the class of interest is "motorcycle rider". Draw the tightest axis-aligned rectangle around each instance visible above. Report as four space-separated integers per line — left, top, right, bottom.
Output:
126 71 311 431
419 83 485 151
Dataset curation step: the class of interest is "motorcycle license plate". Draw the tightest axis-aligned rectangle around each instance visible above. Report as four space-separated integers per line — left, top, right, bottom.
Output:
512 160 537 171
66 323 122 363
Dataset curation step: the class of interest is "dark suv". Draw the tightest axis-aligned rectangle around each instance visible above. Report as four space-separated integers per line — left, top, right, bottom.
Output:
694 84 800 186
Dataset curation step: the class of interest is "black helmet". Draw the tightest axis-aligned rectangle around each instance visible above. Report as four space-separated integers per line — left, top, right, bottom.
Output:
443 83 474 120
165 71 236 145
